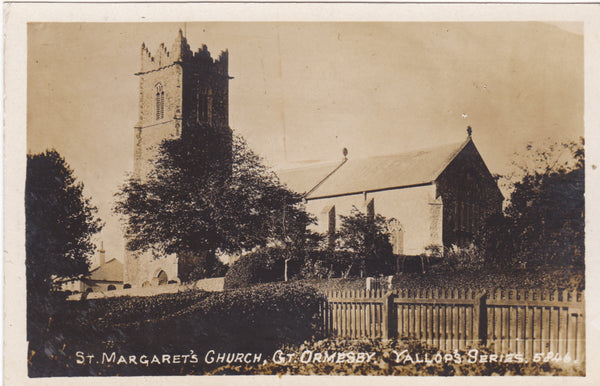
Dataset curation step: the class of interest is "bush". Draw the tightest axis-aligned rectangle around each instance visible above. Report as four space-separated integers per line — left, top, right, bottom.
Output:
28 282 326 376
299 249 359 279
336 207 395 277
178 251 229 282
430 244 485 273
27 289 213 377
81 290 211 326
476 139 584 269
224 246 289 289
161 282 325 352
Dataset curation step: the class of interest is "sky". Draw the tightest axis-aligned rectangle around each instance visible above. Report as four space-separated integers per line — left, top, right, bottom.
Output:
27 22 583 263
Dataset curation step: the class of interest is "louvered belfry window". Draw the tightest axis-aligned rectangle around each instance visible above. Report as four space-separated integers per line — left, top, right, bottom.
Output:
160 92 164 119
196 86 212 124
155 83 164 120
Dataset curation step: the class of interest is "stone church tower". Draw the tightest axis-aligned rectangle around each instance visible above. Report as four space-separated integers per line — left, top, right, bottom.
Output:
124 30 232 287
133 29 232 179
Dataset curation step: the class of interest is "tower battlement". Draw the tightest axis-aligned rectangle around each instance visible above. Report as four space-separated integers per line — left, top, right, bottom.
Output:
127 30 233 288
139 29 228 75
133 29 231 178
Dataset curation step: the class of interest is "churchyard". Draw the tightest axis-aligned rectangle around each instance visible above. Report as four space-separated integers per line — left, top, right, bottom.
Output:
24 26 584 377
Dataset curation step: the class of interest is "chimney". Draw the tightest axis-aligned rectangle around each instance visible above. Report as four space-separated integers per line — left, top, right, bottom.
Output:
99 241 106 267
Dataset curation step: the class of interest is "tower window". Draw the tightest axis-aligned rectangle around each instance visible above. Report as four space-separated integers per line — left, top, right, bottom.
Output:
160 91 164 119
195 86 212 124
155 83 165 120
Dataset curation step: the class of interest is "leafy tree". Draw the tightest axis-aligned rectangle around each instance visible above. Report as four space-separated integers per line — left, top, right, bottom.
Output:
114 132 314 280
26 149 104 298
476 138 584 268
335 206 394 277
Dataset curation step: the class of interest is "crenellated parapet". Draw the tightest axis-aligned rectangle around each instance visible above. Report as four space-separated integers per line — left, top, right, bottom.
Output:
139 41 179 73
139 29 228 76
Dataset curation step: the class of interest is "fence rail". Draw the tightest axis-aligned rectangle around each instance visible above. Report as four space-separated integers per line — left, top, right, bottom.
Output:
322 288 585 363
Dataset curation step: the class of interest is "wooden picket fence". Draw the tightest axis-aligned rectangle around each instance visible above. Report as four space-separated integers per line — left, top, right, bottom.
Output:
323 288 585 362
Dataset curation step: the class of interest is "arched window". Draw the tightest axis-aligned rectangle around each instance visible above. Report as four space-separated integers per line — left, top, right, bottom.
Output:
327 205 336 249
195 86 212 124
107 285 116 291
389 220 404 255
321 205 336 250
366 198 375 221
155 83 165 120
123 284 132 289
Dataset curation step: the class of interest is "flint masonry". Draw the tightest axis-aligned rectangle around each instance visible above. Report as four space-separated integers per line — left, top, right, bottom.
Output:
124 30 232 287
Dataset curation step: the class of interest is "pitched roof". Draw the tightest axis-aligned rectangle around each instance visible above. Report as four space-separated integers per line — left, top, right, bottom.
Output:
278 138 471 199
277 160 344 197
89 258 124 282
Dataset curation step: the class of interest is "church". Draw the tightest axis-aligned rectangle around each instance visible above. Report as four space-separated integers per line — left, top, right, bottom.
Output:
123 31 502 287
278 129 504 256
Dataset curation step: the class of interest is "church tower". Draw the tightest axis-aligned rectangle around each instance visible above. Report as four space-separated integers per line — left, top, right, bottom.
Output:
124 30 232 287
133 29 232 179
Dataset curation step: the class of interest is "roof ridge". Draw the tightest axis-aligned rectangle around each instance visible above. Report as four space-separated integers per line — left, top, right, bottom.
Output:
304 137 473 199
350 140 467 161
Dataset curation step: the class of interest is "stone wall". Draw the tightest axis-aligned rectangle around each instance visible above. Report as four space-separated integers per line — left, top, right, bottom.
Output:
134 64 183 179
66 277 225 300
123 250 179 288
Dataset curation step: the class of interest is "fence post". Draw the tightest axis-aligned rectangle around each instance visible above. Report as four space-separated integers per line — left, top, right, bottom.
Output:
382 291 396 340
322 297 328 337
474 292 487 346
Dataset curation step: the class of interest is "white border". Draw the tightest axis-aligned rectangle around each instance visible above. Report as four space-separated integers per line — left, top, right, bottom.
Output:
4 2 600 385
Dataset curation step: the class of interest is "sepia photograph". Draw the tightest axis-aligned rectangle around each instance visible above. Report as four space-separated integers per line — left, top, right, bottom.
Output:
4 2 598 383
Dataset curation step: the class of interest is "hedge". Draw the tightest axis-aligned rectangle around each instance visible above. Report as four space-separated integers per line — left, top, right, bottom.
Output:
138 282 325 353
28 282 325 376
224 246 290 289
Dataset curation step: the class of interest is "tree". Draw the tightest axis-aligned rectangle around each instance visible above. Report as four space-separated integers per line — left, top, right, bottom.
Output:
114 133 314 280
476 138 584 268
26 149 103 297
335 206 394 277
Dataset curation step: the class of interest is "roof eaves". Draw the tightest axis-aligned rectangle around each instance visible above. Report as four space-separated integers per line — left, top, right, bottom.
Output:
307 181 435 200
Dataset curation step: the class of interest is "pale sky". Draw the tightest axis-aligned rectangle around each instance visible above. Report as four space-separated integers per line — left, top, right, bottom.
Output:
27 22 583 263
